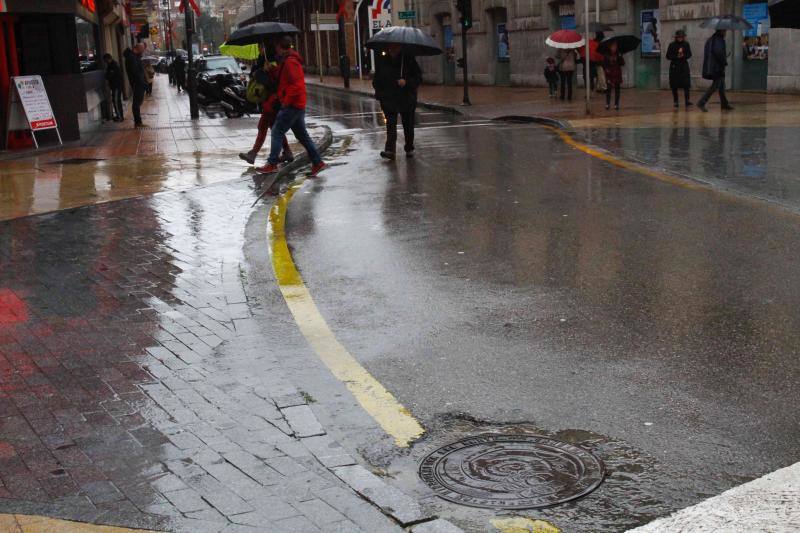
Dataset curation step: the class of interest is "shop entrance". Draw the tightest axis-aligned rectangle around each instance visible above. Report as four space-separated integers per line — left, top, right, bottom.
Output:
735 0 769 91
633 0 661 88
488 8 510 86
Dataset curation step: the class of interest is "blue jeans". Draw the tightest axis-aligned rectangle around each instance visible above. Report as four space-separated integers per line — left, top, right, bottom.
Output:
268 107 321 165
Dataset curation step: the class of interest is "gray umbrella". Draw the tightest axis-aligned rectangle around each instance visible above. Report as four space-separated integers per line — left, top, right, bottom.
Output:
366 26 442 56
226 22 299 46
699 15 753 31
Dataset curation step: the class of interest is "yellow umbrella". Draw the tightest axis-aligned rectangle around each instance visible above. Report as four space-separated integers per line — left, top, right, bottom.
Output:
219 43 260 60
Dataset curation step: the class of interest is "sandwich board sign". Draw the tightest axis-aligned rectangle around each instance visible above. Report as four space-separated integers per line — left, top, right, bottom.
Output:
6 75 62 149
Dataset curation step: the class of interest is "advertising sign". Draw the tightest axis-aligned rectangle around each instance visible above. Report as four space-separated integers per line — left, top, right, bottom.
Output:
371 0 391 30
640 9 661 57
12 76 57 131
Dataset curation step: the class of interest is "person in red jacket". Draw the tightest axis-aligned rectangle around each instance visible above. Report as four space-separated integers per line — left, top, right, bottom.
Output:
239 54 293 165
257 35 326 176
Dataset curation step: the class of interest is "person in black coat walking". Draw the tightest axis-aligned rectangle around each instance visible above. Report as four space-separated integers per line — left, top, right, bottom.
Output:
124 45 148 127
697 30 733 112
172 55 186 93
373 44 421 160
666 29 693 108
103 53 124 121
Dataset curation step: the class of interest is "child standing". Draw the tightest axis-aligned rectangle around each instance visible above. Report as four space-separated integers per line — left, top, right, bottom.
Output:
602 41 625 110
544 58 559 98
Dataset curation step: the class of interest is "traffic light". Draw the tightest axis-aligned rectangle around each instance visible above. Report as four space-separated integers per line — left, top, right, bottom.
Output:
456 0 472 30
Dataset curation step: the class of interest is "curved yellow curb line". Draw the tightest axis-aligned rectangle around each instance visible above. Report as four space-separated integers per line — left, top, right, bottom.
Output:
0 513 156 532
267 184 425 447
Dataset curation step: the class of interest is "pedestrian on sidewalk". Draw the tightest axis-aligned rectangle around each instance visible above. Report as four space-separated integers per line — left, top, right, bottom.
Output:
557 48 577 101
697 30 733 113
103 53 124 122
666 29 693 108
239 54 293 166
373 43 422 160
544 57 559 98
256 35 326 176
144 60 155 96
173 54 186 93
124 45 148 128
602 41 624 110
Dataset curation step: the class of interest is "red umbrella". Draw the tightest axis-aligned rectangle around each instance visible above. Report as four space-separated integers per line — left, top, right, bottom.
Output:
546 30 585 49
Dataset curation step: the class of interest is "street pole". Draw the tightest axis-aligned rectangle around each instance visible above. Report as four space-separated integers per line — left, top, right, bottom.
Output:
355 0 364 80
314 11 324 83
185 8 199 119
584 0 590 115
461 26 470 106
166 0 173 53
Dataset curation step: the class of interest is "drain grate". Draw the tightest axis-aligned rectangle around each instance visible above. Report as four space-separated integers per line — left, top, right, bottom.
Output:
419 434 604 509
48 158 105 165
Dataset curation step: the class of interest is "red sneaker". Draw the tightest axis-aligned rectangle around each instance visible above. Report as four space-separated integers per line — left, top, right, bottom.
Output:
256 163 279 174
309 162 327 177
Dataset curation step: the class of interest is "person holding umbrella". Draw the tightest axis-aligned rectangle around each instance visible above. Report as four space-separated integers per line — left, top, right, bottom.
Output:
697 30 733 112
366 26 441 160
373 44 422 160
666 29 693 109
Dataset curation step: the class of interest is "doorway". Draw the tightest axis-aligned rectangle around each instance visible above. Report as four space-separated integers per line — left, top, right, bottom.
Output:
735 0 769 91
488 8 510 86
439 14 456 85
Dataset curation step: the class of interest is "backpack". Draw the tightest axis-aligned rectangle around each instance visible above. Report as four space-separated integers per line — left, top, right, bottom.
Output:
246 77 267 104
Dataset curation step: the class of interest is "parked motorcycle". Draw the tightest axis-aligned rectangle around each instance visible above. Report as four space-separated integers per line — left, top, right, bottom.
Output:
196 72 258 118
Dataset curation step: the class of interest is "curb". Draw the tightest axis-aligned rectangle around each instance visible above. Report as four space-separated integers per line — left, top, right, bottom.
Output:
492 114 571 129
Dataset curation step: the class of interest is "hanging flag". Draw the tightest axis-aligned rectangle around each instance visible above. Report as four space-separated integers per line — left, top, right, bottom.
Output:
371 0 390 19
179 0 201 17
337 0 348 22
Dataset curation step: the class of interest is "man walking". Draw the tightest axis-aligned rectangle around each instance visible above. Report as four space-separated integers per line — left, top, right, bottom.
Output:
173 54 186 93
103 53 124 122
124 44 148 128
257 36 326 176
372 43 421 160
697 30 733 112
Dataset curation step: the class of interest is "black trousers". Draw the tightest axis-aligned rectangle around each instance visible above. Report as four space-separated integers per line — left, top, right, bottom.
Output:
384 108 415 153
132 86 145 125
559 71 573 100
606 84 620 107
698 77 729 107
111 87 124 119
672 87 691 104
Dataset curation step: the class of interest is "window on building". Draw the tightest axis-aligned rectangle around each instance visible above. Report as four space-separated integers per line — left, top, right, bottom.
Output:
75 16 100 72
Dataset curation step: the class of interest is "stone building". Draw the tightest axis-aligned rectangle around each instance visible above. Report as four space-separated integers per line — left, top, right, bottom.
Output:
391 0 799 93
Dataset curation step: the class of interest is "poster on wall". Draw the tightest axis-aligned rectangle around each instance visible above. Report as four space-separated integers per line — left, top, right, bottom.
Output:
743 2 769 60
497 24 510 59
371 0 392 31
640 9 661 57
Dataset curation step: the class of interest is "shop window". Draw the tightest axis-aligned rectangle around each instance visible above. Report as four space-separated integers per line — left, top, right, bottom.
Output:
75 16 100 72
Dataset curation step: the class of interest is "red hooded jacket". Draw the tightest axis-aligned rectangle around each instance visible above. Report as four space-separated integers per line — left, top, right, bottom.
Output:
276 49 307 110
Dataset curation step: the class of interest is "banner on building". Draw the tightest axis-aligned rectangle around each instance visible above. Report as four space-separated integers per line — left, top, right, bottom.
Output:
371 0 391 31
640 9 660 57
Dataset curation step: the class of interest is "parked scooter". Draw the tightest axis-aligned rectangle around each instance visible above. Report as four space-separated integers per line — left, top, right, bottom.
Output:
196 72 258 118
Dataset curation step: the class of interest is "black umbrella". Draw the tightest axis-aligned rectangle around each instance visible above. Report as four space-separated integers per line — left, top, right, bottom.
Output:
366 26 442 56
769 0 800 29
699 15 753 31
226 22 300 46
589 21 614 33
597 35 641 55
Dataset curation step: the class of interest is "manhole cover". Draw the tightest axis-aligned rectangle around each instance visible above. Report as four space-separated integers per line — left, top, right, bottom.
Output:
419 434 605 509
48 158 104 165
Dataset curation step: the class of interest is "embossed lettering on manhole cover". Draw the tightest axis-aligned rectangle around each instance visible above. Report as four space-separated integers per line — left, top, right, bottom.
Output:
419 434 605 509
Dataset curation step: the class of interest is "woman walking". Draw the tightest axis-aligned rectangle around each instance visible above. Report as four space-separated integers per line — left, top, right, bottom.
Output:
602 41 624 110
373 43 422 160
557 48 577 101
666 29 693 108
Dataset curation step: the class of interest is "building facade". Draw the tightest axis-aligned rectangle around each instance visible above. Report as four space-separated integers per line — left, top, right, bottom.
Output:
353 0 797 93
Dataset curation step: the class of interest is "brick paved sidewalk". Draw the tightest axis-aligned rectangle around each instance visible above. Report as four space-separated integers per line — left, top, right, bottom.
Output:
0 104 449 531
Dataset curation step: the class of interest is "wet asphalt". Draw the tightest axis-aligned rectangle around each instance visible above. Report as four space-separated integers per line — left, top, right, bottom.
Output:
264 87 800 531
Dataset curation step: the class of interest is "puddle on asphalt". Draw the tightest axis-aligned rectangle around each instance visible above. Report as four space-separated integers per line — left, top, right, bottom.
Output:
373 413 726 533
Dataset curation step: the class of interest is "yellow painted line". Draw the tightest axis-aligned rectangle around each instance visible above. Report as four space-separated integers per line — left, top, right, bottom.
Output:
491 516 561 533
267 184 425 447
0 513 156 532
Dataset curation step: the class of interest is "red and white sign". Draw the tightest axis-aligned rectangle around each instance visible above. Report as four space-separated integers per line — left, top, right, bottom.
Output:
12 76 57 131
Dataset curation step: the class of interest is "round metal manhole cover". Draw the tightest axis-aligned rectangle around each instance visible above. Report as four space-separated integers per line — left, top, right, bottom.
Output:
419 434 605 509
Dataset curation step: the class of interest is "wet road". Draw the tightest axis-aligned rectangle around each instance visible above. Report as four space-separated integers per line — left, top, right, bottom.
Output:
276 88 800 530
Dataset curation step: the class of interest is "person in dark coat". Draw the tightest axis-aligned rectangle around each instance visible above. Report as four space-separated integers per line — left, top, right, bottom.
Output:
666 29 693 108
103 53 124 122
697 30 733 112
124 45 148 128
602 41 624 110
544 57 559 98
373 43 422 160
172 54 186 93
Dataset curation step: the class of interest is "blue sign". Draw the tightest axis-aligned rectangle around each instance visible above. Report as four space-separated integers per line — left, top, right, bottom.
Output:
743 3 769 37
560 15 576 30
